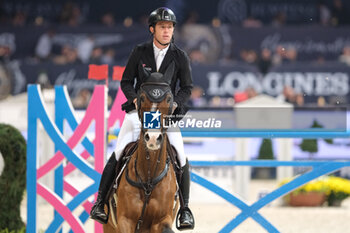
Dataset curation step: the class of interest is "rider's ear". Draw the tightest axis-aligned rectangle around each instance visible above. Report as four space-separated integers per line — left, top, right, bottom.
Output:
149 25 155 34
163 61 174 85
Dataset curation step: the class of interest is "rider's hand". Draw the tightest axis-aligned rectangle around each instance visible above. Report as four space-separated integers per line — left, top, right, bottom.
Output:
133 98 137 110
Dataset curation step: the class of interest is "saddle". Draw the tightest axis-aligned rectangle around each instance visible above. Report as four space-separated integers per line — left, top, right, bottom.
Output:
113 141 138 189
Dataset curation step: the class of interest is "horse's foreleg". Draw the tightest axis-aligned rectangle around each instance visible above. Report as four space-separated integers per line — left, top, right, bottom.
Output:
116 216 136 233
103 222 116 233
151 216 174 233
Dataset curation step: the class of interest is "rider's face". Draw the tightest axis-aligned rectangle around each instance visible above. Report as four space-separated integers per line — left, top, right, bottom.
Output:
151 21 174 48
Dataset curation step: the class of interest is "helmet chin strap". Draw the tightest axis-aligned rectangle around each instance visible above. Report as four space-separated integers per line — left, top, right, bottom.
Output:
155 37 170 46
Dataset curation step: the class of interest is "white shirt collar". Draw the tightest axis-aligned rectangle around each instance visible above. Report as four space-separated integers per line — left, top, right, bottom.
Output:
153 42 170 56
153 42 170 71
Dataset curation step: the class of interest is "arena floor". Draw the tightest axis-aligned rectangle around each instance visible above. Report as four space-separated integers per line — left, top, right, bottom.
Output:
20 180 350 233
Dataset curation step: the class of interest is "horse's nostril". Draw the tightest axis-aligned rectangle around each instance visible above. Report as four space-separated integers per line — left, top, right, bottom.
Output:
145 133 150 142
157 134 163 144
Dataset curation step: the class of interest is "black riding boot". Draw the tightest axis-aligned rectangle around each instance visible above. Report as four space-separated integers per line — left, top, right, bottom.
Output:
90 154 117 224
177 159 195 230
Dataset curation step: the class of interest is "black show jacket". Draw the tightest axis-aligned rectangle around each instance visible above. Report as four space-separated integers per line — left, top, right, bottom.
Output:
121 41 193 120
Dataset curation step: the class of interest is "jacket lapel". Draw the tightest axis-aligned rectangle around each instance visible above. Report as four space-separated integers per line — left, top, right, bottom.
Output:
143 41 157 72
159 43 175 73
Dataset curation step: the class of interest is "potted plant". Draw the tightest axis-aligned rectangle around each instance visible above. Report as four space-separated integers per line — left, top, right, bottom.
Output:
300 120 333 159
253 138 275 179
280 176 350 207
280 177 327 206
324 176 350 206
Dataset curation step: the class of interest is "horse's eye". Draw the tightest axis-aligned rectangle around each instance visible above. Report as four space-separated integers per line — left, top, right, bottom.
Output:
166 96 171 103
140 96 145 102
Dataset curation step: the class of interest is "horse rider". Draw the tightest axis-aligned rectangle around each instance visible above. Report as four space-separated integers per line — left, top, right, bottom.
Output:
90 7 195 230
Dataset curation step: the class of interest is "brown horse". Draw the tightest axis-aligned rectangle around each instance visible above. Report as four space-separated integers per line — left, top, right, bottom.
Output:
104 67 179 233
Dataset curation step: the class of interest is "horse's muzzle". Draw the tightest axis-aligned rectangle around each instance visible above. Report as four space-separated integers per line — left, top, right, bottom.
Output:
144 131 163 150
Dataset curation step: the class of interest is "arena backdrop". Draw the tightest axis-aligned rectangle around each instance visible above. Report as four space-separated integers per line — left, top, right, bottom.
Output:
0 25 350 103
2 61 349 105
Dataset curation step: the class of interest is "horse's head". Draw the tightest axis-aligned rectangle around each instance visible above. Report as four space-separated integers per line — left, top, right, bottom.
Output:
137 62 174 150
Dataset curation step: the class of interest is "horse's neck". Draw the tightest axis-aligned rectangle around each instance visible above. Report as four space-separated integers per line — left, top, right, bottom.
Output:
136 133 168 181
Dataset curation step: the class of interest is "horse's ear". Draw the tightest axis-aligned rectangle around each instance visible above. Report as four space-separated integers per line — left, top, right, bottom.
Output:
163 61 175 85
139 61 151 80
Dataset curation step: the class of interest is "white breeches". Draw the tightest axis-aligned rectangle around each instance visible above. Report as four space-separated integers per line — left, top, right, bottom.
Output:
114 111 187 167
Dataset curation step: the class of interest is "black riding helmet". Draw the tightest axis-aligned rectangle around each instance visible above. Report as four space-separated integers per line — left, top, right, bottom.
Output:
148 7 176 46
148 7 177 28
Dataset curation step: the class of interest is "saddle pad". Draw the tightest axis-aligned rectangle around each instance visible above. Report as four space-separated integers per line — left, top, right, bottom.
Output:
108 141 138 201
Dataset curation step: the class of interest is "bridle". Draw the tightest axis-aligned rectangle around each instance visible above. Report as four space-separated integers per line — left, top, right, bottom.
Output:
126 81 174 232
